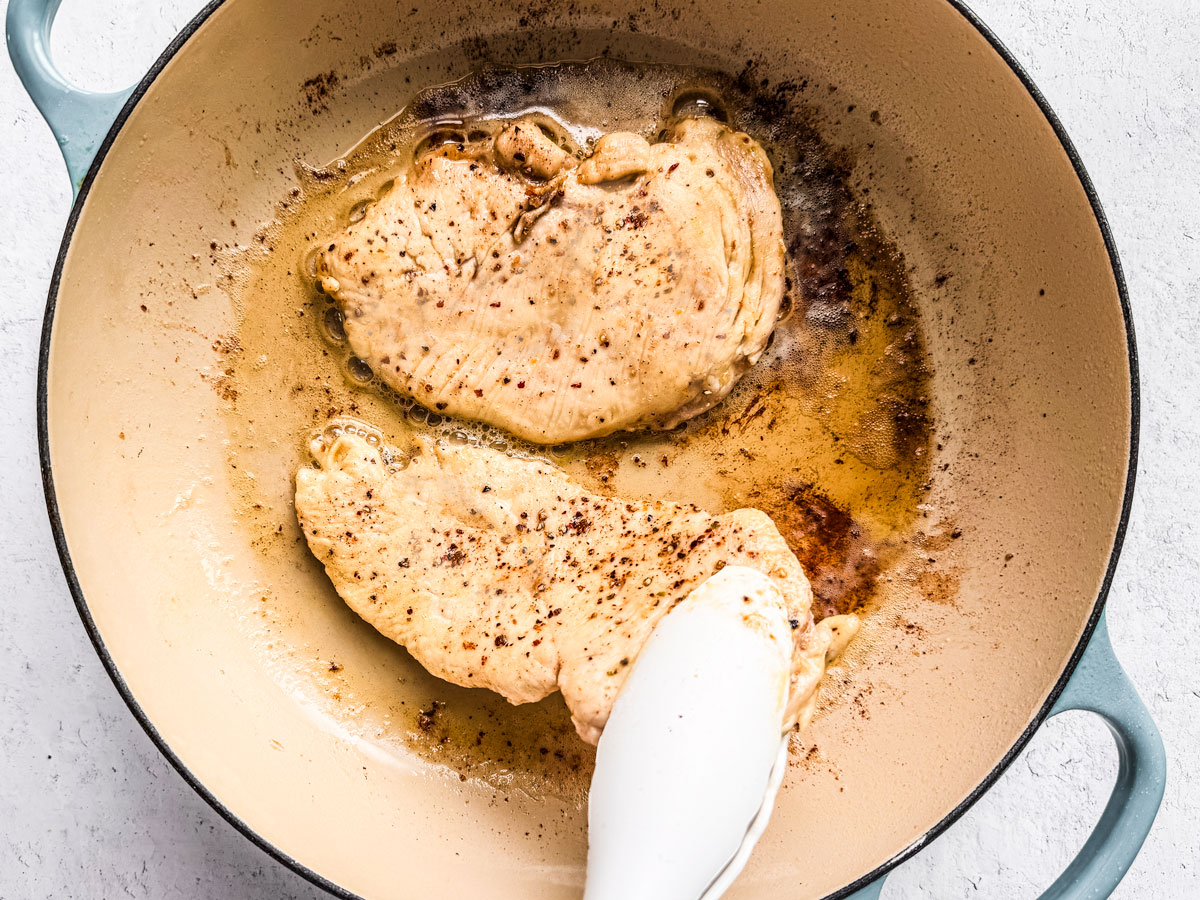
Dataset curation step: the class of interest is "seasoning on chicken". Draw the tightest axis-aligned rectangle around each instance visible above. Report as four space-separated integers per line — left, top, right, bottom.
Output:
316 116 786 444
294 427 849 743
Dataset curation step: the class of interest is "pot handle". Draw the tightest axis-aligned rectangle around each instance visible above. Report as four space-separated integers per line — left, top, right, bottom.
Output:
5 0 136 193
843 611 1166 900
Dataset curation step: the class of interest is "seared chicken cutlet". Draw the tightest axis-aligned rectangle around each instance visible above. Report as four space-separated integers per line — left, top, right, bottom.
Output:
295 428 843 743
316 116 786 444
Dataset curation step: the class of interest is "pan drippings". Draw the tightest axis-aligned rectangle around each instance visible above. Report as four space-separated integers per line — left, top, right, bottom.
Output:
221 59 934 783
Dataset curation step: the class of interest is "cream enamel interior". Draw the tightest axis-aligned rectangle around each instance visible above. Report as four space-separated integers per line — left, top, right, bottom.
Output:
44 1 1131 898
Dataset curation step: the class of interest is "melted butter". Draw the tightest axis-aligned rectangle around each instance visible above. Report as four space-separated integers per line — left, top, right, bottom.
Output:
220 60 934 785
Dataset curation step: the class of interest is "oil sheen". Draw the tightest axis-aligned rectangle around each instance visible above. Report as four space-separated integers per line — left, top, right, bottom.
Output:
221 60 934 792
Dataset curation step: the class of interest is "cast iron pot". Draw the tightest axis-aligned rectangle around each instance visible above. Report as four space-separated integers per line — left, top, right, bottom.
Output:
8 0 1166 897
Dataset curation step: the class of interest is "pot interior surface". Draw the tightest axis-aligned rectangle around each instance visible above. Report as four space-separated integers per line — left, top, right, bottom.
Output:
44 0 1131 897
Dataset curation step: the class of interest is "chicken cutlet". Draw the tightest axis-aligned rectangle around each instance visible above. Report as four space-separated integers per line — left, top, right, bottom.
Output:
294 427 846 743
315 116 785 444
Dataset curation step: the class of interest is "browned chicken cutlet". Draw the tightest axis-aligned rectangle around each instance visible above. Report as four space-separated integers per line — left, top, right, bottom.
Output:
316 116 786 444
295 427 835 743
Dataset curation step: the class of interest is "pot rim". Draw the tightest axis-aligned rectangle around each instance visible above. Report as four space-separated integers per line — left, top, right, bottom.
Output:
34 1 1139 897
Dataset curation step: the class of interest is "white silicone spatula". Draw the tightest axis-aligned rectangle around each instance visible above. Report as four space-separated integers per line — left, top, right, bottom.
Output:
584 566 794 900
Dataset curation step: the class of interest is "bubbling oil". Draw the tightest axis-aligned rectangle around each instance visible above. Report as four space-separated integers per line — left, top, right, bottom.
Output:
222 59 934 783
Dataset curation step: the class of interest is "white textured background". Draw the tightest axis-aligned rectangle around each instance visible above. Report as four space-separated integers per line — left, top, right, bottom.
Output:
1 1 1195 897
